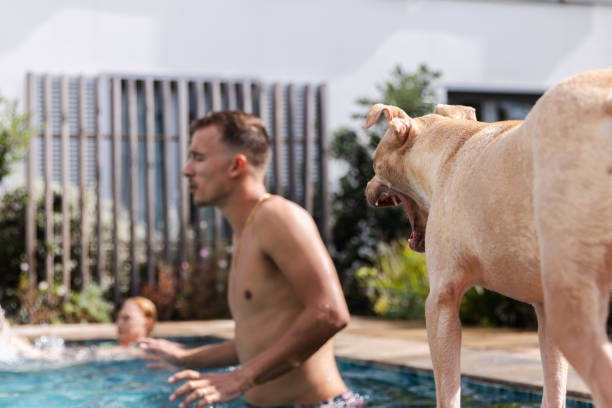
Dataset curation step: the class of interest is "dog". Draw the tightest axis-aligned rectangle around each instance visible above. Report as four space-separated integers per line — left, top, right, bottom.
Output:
364 69 612 407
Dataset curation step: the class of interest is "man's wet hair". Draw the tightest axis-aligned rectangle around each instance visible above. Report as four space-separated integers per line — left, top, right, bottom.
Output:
190 111 271 168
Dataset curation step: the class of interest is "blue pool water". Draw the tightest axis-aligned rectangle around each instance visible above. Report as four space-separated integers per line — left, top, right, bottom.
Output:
0 337 593 408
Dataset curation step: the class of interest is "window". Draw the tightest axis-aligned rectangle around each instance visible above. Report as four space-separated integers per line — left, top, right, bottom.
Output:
447 90 542 122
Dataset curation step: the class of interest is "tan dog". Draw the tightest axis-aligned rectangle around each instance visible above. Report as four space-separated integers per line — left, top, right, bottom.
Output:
365 70 612 407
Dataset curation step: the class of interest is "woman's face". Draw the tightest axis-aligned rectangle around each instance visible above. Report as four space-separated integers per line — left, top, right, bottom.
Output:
116 302 151 346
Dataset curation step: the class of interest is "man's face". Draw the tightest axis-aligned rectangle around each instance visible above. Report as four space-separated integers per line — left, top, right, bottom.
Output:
182 125 234 207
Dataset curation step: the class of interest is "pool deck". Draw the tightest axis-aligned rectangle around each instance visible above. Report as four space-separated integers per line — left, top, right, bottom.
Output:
12 316 590 401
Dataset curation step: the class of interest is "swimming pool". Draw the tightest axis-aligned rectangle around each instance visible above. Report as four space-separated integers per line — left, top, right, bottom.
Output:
0 337 593 408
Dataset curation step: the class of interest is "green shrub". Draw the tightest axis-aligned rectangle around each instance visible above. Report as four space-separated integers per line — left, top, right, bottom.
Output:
15 273 113 324
0 95 33 184
356 239 428 320
356 239 541 328
460 286 537 328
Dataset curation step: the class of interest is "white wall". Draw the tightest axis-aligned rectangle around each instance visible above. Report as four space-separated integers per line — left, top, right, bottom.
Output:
1 0 611 187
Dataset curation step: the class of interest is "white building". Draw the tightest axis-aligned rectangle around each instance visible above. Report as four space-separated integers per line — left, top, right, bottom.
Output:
1 0 611 189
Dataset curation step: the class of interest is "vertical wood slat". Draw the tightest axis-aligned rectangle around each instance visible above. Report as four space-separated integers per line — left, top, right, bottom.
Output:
196 82 205 117
256 82 270 191
44 75 54 285
227 82 237 110
303 84 314 214
79 76 90 287
273 84 283 195
144 78 156 285
127 79 139 295
60 76 71 298
317 85 331 246
95 76 105 283
111 77 122 302
256 82 264 119
25 73 36 289
210 81 223 249
161 81 172 265
194 82 206 252
286 84 296 202
241 81 252 114
177 80 190 263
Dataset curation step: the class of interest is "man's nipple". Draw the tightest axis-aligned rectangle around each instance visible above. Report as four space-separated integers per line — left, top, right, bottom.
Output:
244 289 252 300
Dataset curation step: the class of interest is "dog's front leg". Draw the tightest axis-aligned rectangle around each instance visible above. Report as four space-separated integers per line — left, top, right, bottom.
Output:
534 302 568 408
425 278 466 408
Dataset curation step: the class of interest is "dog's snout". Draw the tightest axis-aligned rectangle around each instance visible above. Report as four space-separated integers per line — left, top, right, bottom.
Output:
365 179 378 207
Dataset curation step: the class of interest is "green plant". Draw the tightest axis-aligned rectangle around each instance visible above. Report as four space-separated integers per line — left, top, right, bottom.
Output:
63 283 114 323
356 239 541 327
0 95 33 184
15 273 113 324
331 64 441 312
356 239 428 320
460 286 537 328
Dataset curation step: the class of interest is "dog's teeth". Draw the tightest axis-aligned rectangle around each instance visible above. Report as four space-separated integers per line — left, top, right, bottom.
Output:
375 201 379 207
392 196 399 206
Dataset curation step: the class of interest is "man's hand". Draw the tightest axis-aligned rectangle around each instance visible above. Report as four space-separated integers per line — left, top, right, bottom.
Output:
139 338 187 369
168 369 250 407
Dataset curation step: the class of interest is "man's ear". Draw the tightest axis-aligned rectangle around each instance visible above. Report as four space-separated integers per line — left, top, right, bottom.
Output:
230 154 248 177
434 104 477 121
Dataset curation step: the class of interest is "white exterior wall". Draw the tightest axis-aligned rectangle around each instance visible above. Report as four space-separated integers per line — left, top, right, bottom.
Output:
1 0 611 187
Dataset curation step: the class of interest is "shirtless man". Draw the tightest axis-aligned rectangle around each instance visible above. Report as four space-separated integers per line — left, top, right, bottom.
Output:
140 111 363 407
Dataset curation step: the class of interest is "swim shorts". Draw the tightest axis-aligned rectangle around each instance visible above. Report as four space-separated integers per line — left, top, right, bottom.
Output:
244 390 366 408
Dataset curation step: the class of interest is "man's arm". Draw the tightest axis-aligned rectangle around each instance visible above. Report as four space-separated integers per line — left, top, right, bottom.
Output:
140 338 239 369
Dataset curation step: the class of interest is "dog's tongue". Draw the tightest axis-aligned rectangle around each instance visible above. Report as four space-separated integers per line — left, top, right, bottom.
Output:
408 231 415 249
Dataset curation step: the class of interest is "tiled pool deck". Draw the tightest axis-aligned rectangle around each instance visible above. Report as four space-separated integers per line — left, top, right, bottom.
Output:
12 316 590 401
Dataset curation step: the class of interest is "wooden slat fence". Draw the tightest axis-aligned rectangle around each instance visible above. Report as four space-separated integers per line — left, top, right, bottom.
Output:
24 73 330 302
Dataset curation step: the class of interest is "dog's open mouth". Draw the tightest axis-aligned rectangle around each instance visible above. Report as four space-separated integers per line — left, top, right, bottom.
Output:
367 184 426 252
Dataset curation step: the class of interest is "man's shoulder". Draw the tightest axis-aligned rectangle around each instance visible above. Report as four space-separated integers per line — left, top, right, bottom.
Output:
253 196 317 239
257 195 311 223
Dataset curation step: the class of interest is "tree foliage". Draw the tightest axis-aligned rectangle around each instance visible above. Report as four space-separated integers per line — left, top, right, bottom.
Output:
0 96 33 185
331 64 441 312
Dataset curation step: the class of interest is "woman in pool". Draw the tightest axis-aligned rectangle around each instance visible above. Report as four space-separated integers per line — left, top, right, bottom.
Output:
116 296 158 346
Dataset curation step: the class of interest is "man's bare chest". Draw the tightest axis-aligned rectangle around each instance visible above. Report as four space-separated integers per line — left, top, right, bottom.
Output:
227 237 288 317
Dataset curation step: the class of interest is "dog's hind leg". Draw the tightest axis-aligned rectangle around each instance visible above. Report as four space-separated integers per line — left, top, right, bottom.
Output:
533 302 569 408
538 236 612 407
533 122 612 406
425 276 469 408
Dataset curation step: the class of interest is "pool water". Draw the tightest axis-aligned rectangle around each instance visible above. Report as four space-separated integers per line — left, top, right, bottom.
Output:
0 338 593 408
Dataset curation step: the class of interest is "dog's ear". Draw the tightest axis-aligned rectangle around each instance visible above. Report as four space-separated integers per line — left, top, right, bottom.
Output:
365 103 409 129
388 117 411 144
434 104 477 121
